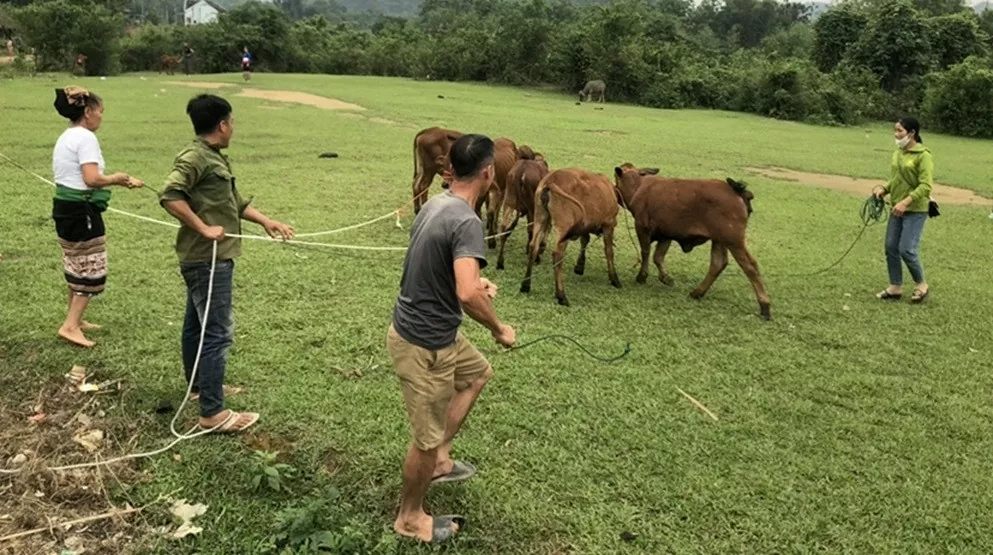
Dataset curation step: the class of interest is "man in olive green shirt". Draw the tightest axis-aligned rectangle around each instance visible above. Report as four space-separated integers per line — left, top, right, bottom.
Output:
160 94 294 433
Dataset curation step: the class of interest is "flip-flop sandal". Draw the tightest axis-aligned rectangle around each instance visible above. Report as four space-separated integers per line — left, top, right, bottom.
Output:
911 289 929 304
189 385 244 402
876 290 902 300
203 411 259 434
397 515 466 543
432 460 477 484
430 515 466 543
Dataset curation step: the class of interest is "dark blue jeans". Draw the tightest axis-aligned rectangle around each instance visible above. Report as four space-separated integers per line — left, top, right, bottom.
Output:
885 212 927 286
180 259 234 418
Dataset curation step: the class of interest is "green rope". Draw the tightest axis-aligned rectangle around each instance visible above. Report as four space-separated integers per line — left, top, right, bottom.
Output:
505 334 631 364
767 194 887 278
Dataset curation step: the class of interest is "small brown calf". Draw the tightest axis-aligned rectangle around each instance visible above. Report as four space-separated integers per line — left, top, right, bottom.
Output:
496 154 548 269
613 164 770 319
411 127 463 213
520 168 621 306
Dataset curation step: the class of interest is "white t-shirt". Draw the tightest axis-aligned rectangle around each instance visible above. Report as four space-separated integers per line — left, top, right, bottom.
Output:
52 126 104 190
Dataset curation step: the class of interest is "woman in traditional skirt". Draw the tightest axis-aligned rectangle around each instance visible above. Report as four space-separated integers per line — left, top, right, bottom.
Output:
52 86 144 348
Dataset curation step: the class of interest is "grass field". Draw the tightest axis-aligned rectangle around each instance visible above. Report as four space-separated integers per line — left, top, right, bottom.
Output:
2 72 992 554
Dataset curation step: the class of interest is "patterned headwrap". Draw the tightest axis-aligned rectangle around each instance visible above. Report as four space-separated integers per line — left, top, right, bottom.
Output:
54 86 92 120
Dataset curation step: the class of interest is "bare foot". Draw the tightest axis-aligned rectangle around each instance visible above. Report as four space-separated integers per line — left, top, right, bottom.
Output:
198 410 259 433
58 326 95 348
394 513 460 543
80 321 102 331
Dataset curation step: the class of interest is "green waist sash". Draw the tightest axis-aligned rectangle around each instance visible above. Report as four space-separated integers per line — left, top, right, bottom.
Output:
54 184 111 210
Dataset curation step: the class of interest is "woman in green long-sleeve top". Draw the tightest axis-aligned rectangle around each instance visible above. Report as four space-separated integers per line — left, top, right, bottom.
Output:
872 116 933 304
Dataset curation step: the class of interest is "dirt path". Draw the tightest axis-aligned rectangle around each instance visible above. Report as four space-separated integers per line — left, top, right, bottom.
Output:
746 166 990 206
165 81 233 90
237 88 365 111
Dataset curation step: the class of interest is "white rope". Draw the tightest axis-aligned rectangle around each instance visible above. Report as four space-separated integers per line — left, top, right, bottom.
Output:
233 234 408 251
293 208 403 238
0 152 409 247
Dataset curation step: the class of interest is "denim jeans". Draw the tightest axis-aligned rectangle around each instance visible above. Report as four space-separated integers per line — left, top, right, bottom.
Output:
180 259 234 418
885 212 927 286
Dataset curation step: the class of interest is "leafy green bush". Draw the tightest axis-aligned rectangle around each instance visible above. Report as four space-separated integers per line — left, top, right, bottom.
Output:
924 56 993 137
120 23 183 72
15 0 124 75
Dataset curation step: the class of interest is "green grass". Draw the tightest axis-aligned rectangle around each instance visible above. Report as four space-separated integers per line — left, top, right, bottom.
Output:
2 72 992 554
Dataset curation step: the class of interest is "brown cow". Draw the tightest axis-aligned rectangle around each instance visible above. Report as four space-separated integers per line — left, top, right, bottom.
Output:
483 138 523 249
411 127 463 214
520 168 621 306
613 164 770 320
496 153 547 270
160 54 181 75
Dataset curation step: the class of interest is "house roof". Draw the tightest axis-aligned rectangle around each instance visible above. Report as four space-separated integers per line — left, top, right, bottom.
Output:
186 0 226 13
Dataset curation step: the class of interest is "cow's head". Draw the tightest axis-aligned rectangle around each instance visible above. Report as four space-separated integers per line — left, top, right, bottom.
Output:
613 164 659 207
517 145 539 160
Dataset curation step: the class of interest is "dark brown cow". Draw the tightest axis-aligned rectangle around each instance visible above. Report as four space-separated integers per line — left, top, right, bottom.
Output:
520 168 621 306
496 153 547 270
160 54 181 75
613 164 770 319
411 127 463 213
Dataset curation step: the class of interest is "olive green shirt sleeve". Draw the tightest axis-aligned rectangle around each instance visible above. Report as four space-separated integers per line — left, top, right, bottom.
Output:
908 150 934 204
159 151 201 204
234 185 252 215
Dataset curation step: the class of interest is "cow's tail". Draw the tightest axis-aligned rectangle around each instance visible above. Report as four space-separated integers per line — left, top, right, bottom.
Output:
544 182 587 219
412 131 424 181
726 178 754 217
530 184 554 262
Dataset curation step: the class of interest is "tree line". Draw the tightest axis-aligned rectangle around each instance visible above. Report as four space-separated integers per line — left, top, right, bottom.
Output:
5 0 993 138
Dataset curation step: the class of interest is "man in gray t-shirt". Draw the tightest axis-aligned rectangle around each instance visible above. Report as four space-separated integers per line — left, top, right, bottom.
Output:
392 190 487 349
386 134 516 544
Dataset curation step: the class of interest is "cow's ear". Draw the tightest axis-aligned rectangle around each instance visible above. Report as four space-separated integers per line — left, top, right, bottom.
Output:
641 167 660 176
614 166 623 178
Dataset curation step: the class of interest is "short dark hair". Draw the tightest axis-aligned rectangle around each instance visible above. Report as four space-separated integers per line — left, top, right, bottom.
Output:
186 94 232 135
449 134 494 179
898 116 923 144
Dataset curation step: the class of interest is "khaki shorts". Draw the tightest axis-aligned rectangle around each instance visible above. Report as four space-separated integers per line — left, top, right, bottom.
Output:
386 324 491 451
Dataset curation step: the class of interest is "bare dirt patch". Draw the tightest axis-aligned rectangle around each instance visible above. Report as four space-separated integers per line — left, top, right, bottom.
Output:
165 81 233 90
746 166 990 206
0 372 159 554
237 88 366 111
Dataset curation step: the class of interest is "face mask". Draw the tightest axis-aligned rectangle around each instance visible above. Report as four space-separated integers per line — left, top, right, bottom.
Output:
896 135 911 149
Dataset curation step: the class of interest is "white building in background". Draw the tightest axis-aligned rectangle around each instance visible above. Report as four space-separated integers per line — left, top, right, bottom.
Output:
184 0 225 25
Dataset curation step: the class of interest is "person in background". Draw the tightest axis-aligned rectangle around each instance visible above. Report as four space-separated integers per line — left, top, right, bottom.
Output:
241 46 252 81
182 42 195 75
159 94 294 434
386 134 516 543
873 116 933 304
6 39 14 58
51 86 144 348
